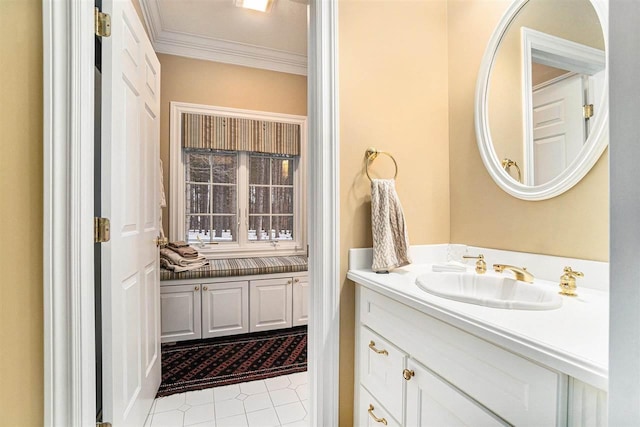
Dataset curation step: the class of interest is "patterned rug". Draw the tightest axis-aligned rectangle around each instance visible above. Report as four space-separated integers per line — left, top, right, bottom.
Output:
157 326 307 397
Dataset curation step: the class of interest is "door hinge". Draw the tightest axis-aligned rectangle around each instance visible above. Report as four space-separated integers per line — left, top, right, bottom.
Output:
94 217 111 243
306 244 309 258
583 104 594 119
96 423 112 427
95 7 111 37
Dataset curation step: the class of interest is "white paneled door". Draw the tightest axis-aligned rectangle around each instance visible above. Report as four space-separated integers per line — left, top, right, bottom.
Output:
101 0 162 425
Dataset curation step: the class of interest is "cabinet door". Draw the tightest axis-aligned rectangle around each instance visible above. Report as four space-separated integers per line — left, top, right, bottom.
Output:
292 275 309 327
356 386 401 427
405 359 508 427
359 327 406 423
160 284 201 343
250 277 293 332
201 281 249 339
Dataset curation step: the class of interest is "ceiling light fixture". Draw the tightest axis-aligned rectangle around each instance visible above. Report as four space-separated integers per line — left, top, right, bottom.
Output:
234 0 274 13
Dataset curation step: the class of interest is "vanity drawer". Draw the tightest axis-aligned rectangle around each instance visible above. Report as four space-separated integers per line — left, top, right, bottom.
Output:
359 286 563 426
356 385 402 427
359 326 406 423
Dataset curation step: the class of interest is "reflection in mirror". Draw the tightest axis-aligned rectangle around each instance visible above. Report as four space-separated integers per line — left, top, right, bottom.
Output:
480 0 608 198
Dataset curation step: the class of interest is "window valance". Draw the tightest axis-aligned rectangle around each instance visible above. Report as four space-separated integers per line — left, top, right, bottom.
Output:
182 113 301 156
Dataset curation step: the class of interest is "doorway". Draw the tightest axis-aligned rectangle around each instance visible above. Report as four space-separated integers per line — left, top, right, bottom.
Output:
43 1 339 426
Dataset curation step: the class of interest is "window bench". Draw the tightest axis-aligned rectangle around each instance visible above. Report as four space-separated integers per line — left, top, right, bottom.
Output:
160 255 308 281
159 256 309 343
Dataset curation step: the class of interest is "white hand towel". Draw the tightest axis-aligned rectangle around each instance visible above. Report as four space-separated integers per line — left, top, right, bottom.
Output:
371 179 411 272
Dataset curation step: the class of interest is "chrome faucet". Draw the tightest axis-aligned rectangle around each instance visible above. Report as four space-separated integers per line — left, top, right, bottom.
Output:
493 264 534 283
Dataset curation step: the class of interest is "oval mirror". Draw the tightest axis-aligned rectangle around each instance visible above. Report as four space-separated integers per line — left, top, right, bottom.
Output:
475 0 608 200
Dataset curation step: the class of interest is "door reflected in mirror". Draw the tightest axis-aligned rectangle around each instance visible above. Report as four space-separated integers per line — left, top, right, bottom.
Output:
476 0 608 200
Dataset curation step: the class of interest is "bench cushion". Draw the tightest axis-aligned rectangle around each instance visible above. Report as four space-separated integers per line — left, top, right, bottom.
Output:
160 255 308 281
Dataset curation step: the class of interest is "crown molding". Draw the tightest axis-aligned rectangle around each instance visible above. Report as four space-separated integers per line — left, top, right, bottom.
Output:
139 0 307 76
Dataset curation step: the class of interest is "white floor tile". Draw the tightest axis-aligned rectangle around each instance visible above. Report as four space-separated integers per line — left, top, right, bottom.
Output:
186 388 215 406
143 412 153 427
265 375 291 391
239 380 268 395
275 402 306 425
294 385 308 401
243 392 274 413
214 384 241 402
246 407 280 427
184 402 216 426
187 422 216 427
300 399 309 414
281 420 309 427
269 388 299 407
155 393 187 413
216 414 248 427
151 409 185 427
215 397 245 419
287 372 308 387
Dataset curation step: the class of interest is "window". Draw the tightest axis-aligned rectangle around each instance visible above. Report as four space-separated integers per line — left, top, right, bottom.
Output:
170 103 307 258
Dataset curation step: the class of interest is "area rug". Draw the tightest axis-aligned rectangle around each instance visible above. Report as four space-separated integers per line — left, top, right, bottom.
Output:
157 326 307 397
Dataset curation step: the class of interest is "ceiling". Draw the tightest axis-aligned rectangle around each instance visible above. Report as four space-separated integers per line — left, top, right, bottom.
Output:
139 0 308 75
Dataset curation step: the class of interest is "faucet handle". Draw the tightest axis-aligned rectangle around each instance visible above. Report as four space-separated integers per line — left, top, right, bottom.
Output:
463 254 486 274
559 266 583 297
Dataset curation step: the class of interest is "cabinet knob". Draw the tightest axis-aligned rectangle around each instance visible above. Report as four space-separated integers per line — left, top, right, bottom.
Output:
403 369 415 381
194 286 199 291
367 404 388 425
203 286 208 291
294 278 299 283
287 280 292 285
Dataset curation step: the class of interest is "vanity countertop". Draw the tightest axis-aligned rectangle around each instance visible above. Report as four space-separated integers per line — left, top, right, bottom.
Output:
347 247 609 391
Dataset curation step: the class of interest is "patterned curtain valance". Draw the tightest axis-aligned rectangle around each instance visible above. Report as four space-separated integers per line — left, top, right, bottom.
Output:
182 113 301 156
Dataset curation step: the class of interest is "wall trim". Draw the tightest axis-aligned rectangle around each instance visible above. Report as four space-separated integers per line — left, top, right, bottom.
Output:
307 0 341 425
43 0 96 425
44 1 339 426
139 0 307 76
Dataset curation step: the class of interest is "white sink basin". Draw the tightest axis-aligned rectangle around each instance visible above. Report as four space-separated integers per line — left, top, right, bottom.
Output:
415 271 562 310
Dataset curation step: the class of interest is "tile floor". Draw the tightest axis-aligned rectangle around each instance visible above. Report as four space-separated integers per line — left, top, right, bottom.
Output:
145 371 309 427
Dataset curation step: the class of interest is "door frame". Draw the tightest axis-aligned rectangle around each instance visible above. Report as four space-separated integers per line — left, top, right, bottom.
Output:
42 0 340 425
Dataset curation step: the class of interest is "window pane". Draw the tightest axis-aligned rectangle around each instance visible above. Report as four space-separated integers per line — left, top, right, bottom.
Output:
250 156 270 185
249 186 270 214
186 183 210 214
212 216 236 242
272 187 293 214
186 215 211 243
248 215 271 241
212 153 237 184
212 185 236 214
272 158 293 186
272 216 294 240
186 153 211 183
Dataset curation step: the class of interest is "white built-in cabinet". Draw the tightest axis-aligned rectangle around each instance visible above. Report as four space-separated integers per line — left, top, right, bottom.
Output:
161 272 307 343
354 285 608 427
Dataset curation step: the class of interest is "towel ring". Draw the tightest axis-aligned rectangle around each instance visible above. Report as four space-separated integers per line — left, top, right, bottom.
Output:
365 147 398 181
501 158 521 183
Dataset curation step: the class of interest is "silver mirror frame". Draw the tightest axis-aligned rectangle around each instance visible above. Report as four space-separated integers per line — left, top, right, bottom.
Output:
474 0 609 201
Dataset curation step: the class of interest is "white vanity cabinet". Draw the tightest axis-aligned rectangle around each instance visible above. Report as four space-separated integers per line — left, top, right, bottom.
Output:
161 272 307 343
355 285 566 426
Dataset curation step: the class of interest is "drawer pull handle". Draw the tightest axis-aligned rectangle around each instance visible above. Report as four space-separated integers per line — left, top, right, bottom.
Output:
194 286 199 291
203 286 208 291
403 369 415 381
368 340 388 356
368 404 388 425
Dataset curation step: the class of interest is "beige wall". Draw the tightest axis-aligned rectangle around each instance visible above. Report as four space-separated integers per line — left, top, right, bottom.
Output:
0 1 44 425
157 54 307 234
339 1 451 424
448 0 608 261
